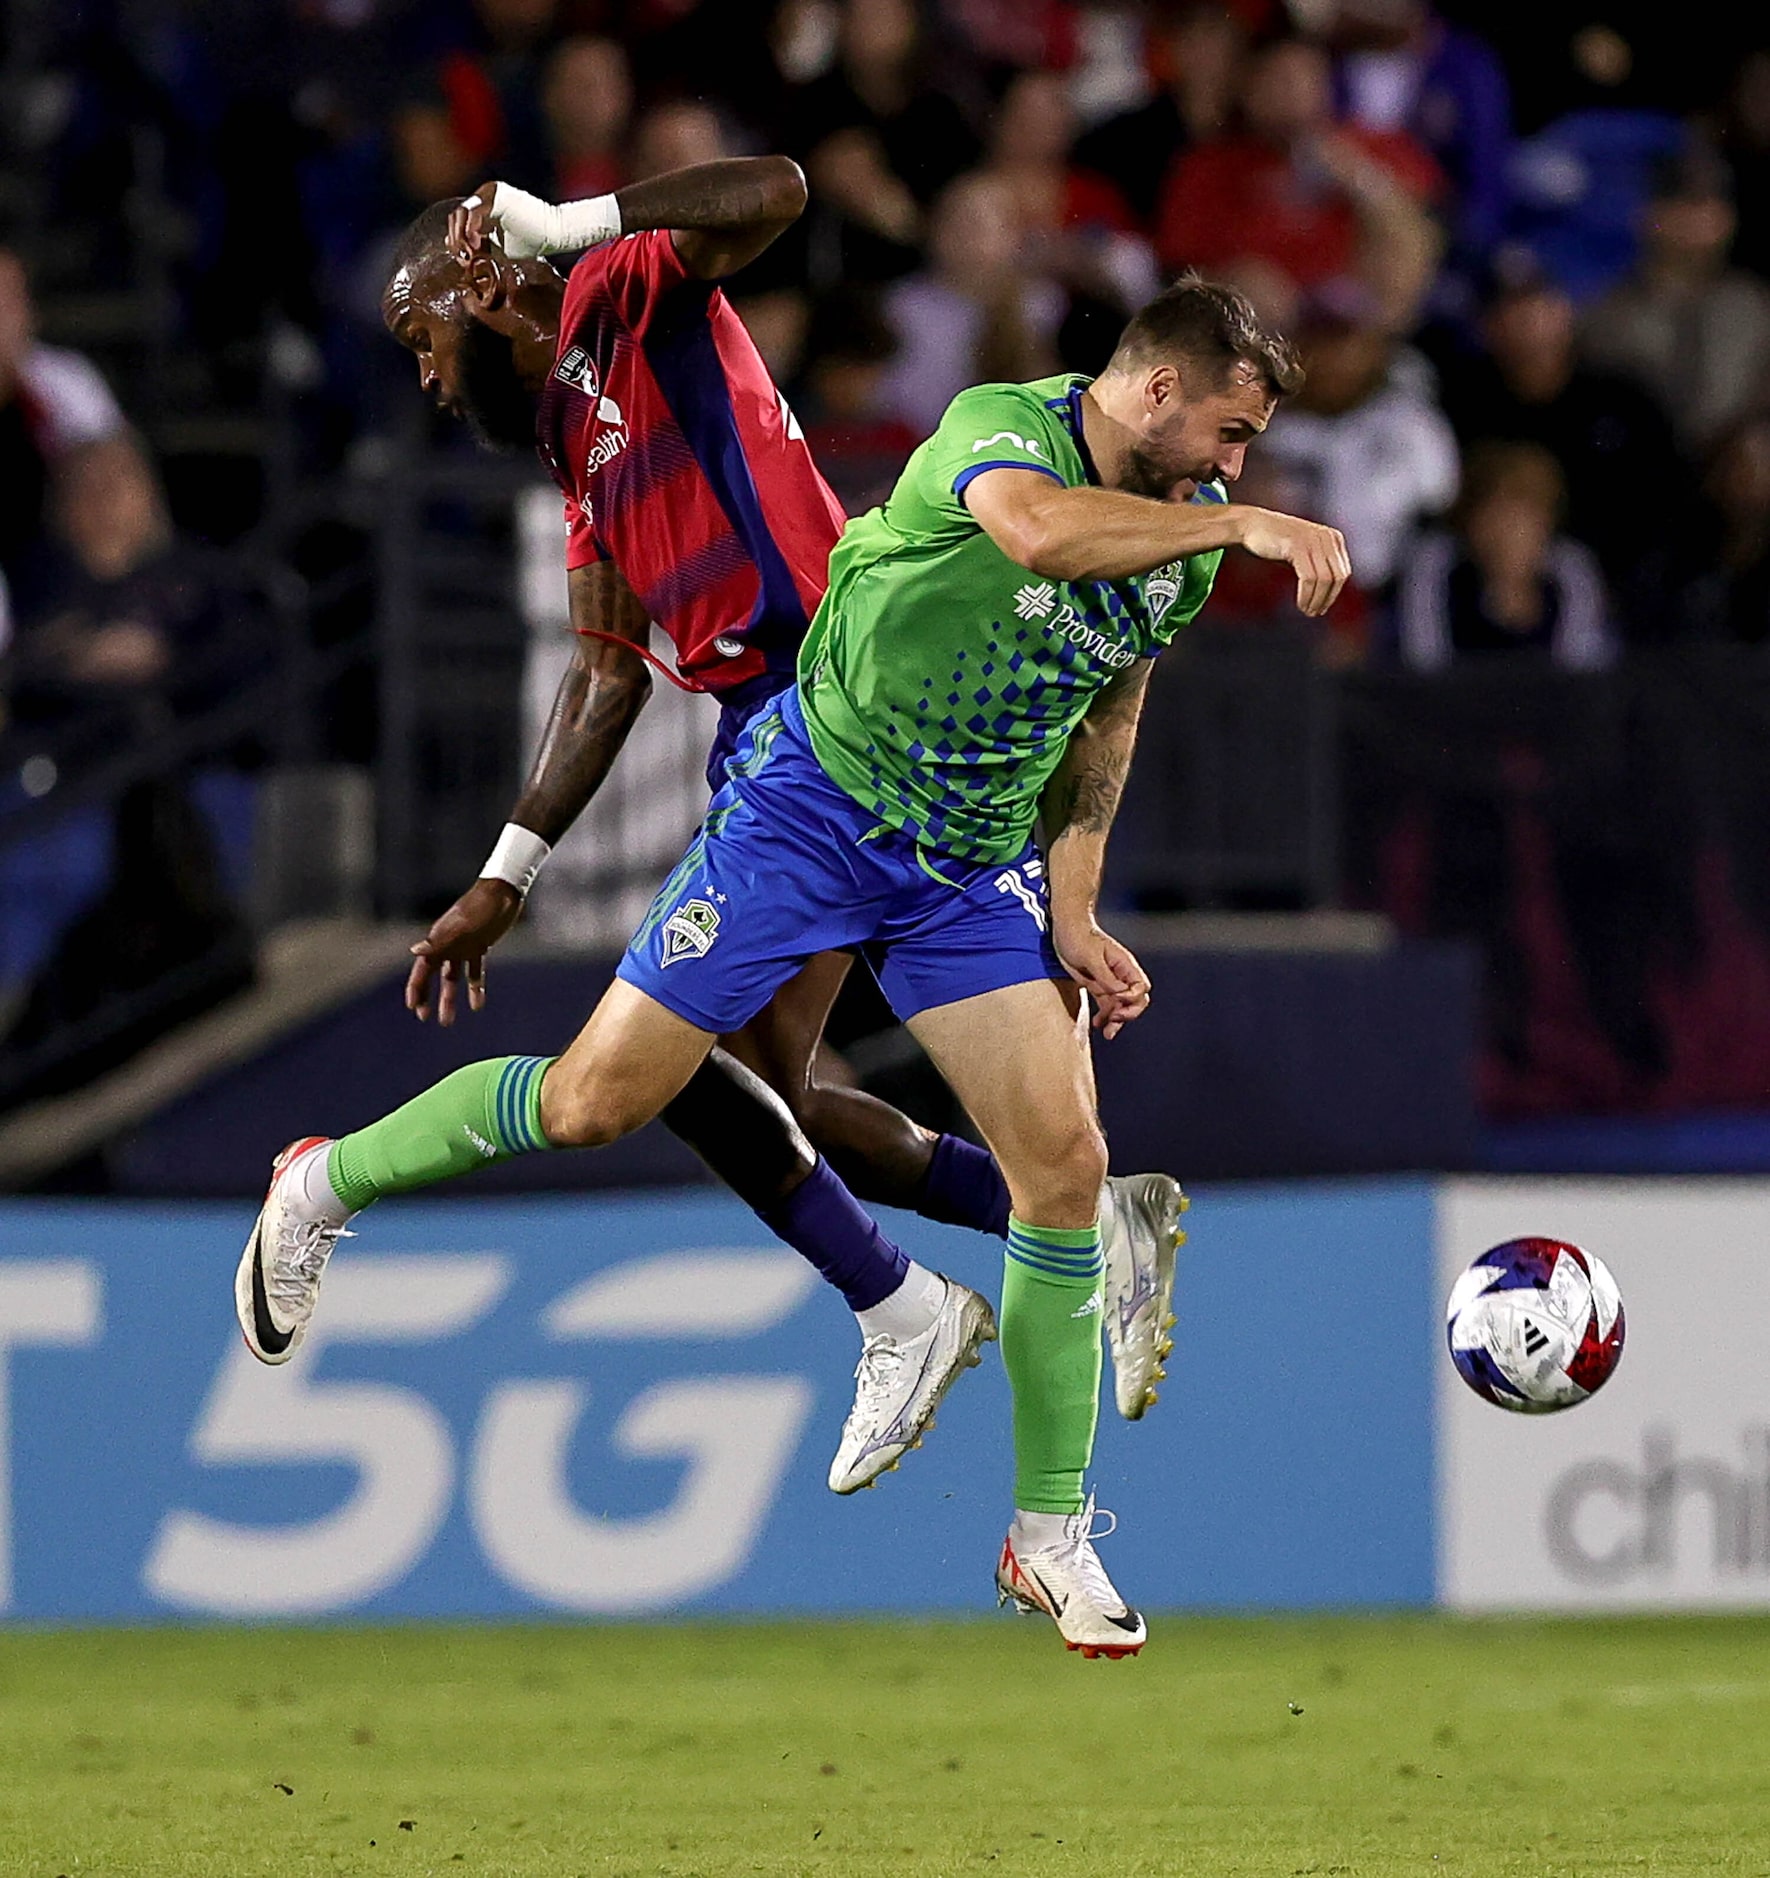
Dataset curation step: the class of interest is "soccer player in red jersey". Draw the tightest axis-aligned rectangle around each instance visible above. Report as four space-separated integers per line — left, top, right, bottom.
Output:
345 160 1182 1487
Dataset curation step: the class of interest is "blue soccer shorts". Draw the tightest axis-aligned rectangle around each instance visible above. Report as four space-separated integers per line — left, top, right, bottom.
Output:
618 685 1067 1033
703 671 792 793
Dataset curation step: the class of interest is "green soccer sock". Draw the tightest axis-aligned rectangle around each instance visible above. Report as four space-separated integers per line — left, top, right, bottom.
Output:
999 1216 1104 1515
326 1054 556 1212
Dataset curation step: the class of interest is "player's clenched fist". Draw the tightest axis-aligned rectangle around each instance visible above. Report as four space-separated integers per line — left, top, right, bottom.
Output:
1231 508 1352 618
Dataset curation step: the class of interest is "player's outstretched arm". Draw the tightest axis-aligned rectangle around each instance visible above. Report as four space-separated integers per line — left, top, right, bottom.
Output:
405 563 654 1025
965 468 1352 617
615 157 808 280
448 157 808 284
1039 661 1155 1041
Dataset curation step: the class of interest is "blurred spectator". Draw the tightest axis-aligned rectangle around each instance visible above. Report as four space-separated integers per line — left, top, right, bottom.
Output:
4 435 252 764
946 0 1077 75
1437 261 1692 640
630 98 733 182
979 66 1157 370
1392 440 1614 671
617 98 804 382
1067 0 1164 129
1155 33 1443 334
1503 99 1687 304
1673 416 1770 645
1257 280 1459 611
1581 144 1770 458
544 36 633 200
1074 2 1251 226
0 249 126 613
391 0 558 208
983 67 1138 242
1715 49 1770 280
876 172 1062 439
792 286 921 513
791 0 983 287
1325 0 1514 283
0 773 257 1107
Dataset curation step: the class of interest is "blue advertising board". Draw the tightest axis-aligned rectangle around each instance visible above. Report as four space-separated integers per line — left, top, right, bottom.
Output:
0 1181 1435 1621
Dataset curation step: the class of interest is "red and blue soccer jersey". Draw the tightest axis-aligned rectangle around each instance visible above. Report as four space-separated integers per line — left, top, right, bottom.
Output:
536 230 846 699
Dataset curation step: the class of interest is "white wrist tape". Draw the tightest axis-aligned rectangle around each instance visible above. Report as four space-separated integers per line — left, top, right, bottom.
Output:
469 185 622 259
480 823 552 896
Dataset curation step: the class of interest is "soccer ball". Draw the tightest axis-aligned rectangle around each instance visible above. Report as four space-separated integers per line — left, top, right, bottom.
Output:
1446 1237 1625 1413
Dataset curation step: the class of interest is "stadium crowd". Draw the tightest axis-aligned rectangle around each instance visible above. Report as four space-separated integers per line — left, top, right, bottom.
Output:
5 0 1770 1124
8 0 1770 665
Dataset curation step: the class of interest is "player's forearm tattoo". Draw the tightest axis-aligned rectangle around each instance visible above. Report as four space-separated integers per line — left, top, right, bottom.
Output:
1049 742 1134 836
512 567 653 844
1043 664 1150 840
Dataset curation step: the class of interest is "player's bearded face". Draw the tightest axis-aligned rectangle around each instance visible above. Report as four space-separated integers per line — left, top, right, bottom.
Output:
1122 376 1273 500
454 319 540 452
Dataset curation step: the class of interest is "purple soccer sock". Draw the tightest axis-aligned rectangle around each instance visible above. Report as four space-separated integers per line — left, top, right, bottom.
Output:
920 1133 1013 1239
759 1158 910 1313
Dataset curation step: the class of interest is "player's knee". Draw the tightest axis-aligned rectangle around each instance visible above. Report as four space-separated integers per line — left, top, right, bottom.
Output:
787 1079 843 1141
539 1072 641 1150
1013 1124 1108 1220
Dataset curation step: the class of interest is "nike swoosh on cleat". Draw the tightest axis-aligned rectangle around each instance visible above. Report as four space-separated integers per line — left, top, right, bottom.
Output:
1027 1568 1066 1617
1104 1607 1143 1633
249 1232 294 1358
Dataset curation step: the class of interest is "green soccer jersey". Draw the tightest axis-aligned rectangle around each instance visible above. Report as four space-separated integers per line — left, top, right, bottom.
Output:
797 373 1224 863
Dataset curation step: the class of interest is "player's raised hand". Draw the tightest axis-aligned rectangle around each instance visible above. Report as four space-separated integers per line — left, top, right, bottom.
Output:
406 878 525 1026
1055 919 1151 1040
1233 509 1352 617
447 184 502 265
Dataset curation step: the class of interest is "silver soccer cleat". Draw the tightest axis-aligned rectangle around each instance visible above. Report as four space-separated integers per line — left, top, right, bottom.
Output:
828 1276 996 1493
1099 1172 1188 1419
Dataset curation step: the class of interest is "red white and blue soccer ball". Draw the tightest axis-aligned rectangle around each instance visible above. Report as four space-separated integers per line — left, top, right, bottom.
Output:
1446 1237 1626 1413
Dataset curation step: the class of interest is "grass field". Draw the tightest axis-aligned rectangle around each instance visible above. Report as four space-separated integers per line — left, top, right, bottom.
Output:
2 1615 1769 1876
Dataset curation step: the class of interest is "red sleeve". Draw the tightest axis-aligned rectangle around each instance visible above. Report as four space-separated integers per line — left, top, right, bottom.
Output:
578 229 701 337
562 491 607 571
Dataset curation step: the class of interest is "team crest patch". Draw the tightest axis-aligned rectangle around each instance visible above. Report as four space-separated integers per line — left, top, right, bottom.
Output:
661 898 720 966
554 346 599 396
1146 561 1183 623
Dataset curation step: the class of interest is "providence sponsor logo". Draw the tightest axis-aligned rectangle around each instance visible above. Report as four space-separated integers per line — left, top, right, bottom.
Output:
1543 1426 1770 1584
1055 612 1137 669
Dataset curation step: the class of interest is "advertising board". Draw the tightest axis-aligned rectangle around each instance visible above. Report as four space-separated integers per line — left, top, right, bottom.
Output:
0 1182 1434 1621
1439 1180 1770 1611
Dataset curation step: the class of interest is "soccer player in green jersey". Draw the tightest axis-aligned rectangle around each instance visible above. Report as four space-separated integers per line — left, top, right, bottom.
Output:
239 274 1347 1652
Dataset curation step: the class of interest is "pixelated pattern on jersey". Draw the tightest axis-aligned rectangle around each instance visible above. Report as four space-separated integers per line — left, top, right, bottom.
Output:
845 577 1157 854
799 374 1223 863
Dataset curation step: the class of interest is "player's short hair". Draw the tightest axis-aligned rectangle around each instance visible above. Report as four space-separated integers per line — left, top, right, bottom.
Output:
1109 273 1304 399
386 198 464 287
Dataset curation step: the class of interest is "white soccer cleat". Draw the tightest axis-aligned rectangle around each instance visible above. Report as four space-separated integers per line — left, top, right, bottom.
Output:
995 1495 1147 1659
235 1136 351 1365
1099 1172 1188 1420
828 1276 996 1494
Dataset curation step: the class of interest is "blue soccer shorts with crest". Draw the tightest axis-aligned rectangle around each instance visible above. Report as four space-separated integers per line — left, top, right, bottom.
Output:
618 685 1067 1034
